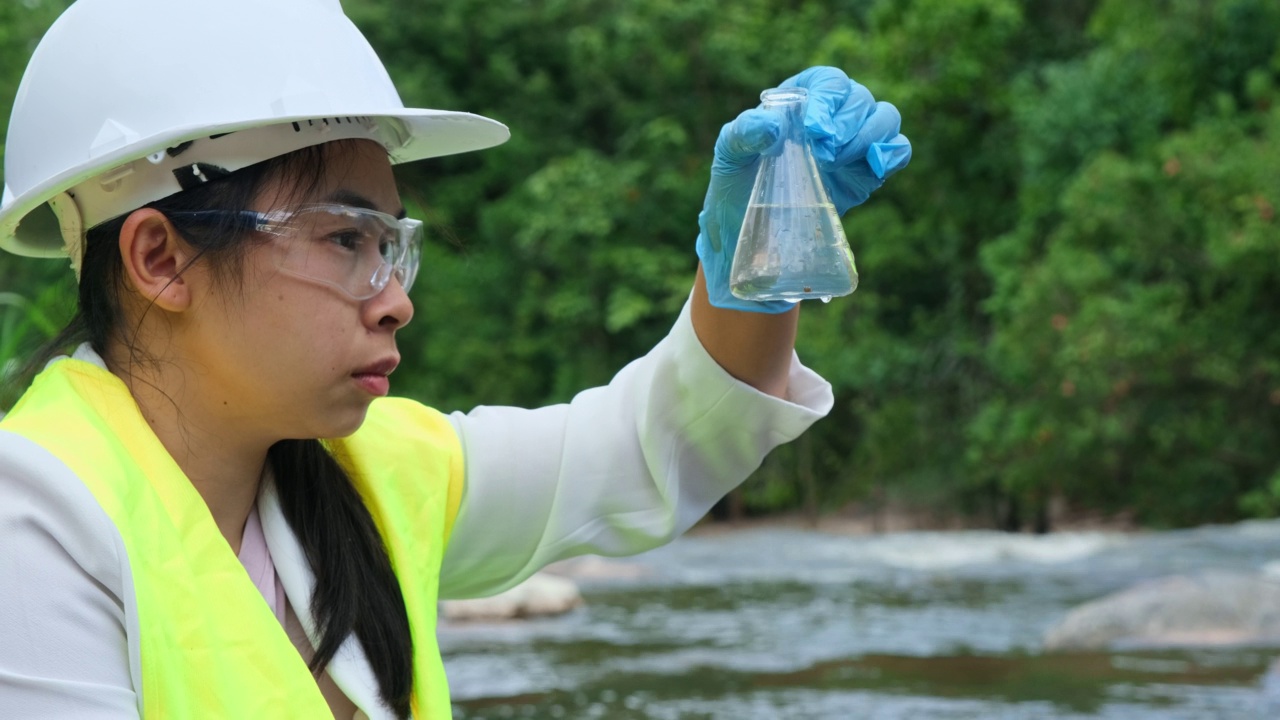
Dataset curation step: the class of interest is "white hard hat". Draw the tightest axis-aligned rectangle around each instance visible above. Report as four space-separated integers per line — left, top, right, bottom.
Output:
0 0 509 272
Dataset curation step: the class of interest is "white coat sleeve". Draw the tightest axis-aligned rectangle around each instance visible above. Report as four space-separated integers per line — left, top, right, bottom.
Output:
0 431 142 718
438 297 834 599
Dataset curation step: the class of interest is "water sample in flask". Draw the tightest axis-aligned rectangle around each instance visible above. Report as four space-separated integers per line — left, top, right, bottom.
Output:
729 88 858 303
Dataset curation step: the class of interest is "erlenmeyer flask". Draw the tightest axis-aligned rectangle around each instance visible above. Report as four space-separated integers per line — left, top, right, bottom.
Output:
729 88 858 303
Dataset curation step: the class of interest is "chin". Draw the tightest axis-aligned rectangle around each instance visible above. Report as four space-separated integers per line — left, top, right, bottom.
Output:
280 392 376 441
317 402 374 440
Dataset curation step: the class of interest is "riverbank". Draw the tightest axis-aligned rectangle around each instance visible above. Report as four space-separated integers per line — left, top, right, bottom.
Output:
691 499 1141 538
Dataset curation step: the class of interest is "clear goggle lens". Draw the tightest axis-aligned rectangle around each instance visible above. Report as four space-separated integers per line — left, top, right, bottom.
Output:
262 204 422 300
166 204 423 300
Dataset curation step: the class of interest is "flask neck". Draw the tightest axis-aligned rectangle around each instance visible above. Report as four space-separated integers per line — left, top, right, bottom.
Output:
760 88 807 108
760 88 808 140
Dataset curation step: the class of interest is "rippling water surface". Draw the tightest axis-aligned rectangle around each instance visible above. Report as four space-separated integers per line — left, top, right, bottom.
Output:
440 521 1280 718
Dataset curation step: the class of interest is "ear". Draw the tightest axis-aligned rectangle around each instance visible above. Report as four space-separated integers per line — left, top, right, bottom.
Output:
117 209 198 312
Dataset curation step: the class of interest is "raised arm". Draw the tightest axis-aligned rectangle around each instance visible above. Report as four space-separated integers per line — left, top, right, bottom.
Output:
438 297 832 599
439 67 910 598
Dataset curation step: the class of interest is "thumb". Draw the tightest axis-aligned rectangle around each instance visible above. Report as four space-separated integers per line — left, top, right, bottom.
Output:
712 108 782 176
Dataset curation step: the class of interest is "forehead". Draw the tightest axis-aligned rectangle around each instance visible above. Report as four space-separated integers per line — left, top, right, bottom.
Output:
252 139 401 214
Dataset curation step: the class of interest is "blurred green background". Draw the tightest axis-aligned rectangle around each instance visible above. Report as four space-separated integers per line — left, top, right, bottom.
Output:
2 0 1277 529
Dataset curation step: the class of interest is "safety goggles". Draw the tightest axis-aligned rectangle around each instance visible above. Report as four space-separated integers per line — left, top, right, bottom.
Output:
170 203 422 300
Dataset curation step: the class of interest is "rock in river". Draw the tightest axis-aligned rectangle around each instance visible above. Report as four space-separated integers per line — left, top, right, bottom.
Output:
1043 571 1280 651
439 572 583 622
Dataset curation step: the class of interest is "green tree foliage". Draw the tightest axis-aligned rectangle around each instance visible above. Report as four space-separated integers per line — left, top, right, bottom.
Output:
976 0 1280 525
1 0 1276 527
0 0 75 405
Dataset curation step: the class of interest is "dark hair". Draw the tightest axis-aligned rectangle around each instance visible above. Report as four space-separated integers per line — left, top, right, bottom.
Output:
26 141 414 717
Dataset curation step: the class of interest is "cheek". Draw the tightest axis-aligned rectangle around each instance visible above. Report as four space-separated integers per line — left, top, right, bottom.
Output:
268 291 354 369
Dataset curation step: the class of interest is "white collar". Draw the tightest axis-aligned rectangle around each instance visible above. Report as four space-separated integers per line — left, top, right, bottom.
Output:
258 468 391 718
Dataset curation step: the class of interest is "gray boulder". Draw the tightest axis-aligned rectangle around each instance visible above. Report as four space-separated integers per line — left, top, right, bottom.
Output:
439 572 583 622
543 555 650 581
1044 571 1280 651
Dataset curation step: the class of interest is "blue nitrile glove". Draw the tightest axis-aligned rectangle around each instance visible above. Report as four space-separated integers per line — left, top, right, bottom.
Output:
695 66 912 313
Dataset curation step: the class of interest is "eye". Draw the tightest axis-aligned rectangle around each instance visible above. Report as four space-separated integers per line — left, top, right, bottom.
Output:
325 228 365 251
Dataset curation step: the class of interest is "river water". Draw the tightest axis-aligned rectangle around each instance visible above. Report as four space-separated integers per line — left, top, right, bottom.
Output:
440 521 1280 718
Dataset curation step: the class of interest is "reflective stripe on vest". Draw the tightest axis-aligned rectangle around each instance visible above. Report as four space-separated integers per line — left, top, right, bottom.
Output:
1 358 462 717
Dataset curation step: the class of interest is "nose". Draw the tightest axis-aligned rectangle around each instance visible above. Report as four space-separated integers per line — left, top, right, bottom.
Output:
365 274 415 330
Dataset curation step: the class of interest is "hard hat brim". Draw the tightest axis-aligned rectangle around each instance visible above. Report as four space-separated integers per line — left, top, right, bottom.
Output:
0 108 510 259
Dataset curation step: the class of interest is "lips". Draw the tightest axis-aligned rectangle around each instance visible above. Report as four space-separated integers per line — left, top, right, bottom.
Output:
352 357 399 397
354 357 400 377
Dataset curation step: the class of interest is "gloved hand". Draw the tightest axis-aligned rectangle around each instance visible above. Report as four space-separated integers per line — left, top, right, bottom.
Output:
696 66 912 313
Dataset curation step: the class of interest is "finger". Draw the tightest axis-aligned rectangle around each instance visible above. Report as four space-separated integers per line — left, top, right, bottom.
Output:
833 101 903 168
824 161 885 214
712 108 782 174
812 81 876 166
782 67 853 140
867 133 912 179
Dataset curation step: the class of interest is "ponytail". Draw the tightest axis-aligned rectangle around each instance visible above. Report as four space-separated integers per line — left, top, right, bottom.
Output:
270 439 414 718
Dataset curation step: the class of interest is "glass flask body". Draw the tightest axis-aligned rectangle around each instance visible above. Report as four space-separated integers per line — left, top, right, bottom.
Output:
729 88 858 303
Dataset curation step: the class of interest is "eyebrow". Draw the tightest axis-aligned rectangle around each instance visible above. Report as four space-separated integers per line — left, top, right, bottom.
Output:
326 190 408 220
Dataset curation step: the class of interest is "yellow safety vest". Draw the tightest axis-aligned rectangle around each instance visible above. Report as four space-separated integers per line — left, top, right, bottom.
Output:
1 358 463 718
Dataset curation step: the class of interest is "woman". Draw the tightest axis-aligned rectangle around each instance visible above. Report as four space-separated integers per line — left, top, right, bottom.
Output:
0 0 909 718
